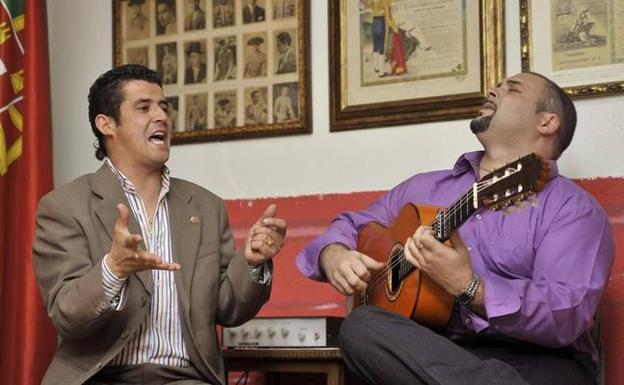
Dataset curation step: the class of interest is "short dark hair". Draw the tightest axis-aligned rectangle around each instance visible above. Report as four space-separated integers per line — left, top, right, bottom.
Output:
87 64 162 160
529 72 577 159
276 31 291 46
157 0 174 8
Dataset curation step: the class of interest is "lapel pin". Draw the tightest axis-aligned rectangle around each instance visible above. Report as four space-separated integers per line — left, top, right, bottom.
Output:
190 216 199 224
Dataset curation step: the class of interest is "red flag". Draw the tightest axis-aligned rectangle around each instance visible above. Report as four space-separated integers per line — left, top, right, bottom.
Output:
0 1 56 384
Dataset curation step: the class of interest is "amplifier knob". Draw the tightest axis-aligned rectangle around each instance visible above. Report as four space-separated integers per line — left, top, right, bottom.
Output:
281 328 290 338
314 332 320 340
267 327 276 338
254 328 262 338
241 329 249 338
298 332 306 342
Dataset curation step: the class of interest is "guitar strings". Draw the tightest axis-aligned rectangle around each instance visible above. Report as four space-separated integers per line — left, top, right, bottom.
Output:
363 178 495 297
366 167 529 295
364 165 534 297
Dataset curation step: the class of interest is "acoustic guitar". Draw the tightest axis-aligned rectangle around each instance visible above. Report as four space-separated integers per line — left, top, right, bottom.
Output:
355 153 550 329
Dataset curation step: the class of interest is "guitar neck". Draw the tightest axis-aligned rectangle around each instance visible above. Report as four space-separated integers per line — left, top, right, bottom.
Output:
396 189 477 284
432 189 477 242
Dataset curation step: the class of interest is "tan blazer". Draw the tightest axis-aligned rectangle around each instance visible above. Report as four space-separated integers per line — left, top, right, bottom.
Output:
33 165 271 385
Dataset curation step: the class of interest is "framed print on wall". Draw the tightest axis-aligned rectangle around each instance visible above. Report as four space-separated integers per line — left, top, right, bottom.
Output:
113 0 311 144
520 0 624 98
328 0 505 132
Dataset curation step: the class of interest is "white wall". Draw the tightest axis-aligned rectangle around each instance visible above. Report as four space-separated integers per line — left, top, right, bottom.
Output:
47 0 624 199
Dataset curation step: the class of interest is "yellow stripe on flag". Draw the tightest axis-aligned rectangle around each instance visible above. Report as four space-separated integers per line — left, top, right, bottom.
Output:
9 105 23 131
7 135 21 167
13 14 24 32
10 69 24 94
0 107 24 175
0 122 7 175
0 21 12 45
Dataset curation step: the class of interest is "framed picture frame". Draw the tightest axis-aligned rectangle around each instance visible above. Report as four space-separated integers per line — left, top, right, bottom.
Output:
113 0 311 144
520 0 624 98
328 0 504 132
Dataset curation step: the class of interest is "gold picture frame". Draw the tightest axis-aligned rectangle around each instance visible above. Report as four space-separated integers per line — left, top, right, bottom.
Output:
520 0 624 98
113 0 311 144
328 0 504 131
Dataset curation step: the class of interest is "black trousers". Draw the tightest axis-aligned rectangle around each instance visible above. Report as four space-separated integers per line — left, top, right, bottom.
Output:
339 306 595 385
86 363 211 385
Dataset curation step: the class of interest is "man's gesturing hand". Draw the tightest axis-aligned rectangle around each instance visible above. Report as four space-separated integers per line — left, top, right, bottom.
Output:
245 204 287 266
106 203 180 278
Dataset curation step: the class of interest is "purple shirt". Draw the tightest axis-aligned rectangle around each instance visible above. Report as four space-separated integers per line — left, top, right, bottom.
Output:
296 151 614 360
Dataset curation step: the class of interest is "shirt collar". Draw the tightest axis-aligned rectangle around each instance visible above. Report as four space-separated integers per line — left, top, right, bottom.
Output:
451 151 560 180
105 158 171 195
451 151 483 177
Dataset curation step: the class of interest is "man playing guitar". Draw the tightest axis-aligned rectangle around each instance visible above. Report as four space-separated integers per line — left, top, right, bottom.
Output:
296 72 614 385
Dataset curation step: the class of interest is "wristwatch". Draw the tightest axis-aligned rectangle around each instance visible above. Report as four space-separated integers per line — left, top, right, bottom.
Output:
455 274 481 305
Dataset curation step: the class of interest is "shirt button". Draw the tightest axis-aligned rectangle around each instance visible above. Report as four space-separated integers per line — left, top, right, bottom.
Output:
467 246 472 252
464 318 472 325
140 296 147 307
96 362 103 369
121 330 129 339
476 214 482 220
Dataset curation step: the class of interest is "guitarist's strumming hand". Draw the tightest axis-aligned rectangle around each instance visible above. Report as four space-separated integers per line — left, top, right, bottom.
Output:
404 226 486 315
320 243 384 296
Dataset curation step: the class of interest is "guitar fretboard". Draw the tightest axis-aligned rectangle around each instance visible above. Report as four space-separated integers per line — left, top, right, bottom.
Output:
395 188 477 283
432 189 477 242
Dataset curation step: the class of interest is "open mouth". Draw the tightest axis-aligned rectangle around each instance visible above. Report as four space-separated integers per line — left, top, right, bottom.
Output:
148 130 168 145
478 101 496 116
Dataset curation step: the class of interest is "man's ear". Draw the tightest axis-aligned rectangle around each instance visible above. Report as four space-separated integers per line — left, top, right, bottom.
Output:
537 112 559 137
95 114 116 138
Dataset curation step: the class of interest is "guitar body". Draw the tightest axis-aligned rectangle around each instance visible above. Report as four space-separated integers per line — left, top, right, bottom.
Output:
355 203 454 329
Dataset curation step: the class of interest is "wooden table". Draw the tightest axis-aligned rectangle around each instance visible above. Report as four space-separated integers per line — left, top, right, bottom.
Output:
223 347 345 385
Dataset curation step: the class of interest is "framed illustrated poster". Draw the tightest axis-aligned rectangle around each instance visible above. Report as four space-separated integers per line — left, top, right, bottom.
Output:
328 0 505 131
520 0 624 98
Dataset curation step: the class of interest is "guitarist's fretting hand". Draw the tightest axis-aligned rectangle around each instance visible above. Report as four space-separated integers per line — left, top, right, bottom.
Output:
404 226 485 314
320 243 384 296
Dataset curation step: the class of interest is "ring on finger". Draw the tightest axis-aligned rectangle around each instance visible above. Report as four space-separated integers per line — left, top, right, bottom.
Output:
266 238 274 246
134 252 139 259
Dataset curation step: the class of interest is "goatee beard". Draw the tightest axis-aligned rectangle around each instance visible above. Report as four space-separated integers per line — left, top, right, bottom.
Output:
470 115 493 134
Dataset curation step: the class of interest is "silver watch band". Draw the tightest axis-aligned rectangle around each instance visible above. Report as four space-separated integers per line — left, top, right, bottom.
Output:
455 274 481 305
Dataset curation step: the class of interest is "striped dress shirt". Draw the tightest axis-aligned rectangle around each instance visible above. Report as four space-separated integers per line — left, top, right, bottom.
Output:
101 159 190 367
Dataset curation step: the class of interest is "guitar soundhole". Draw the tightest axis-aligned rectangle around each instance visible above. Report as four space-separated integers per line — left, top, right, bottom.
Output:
385 243 404 301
